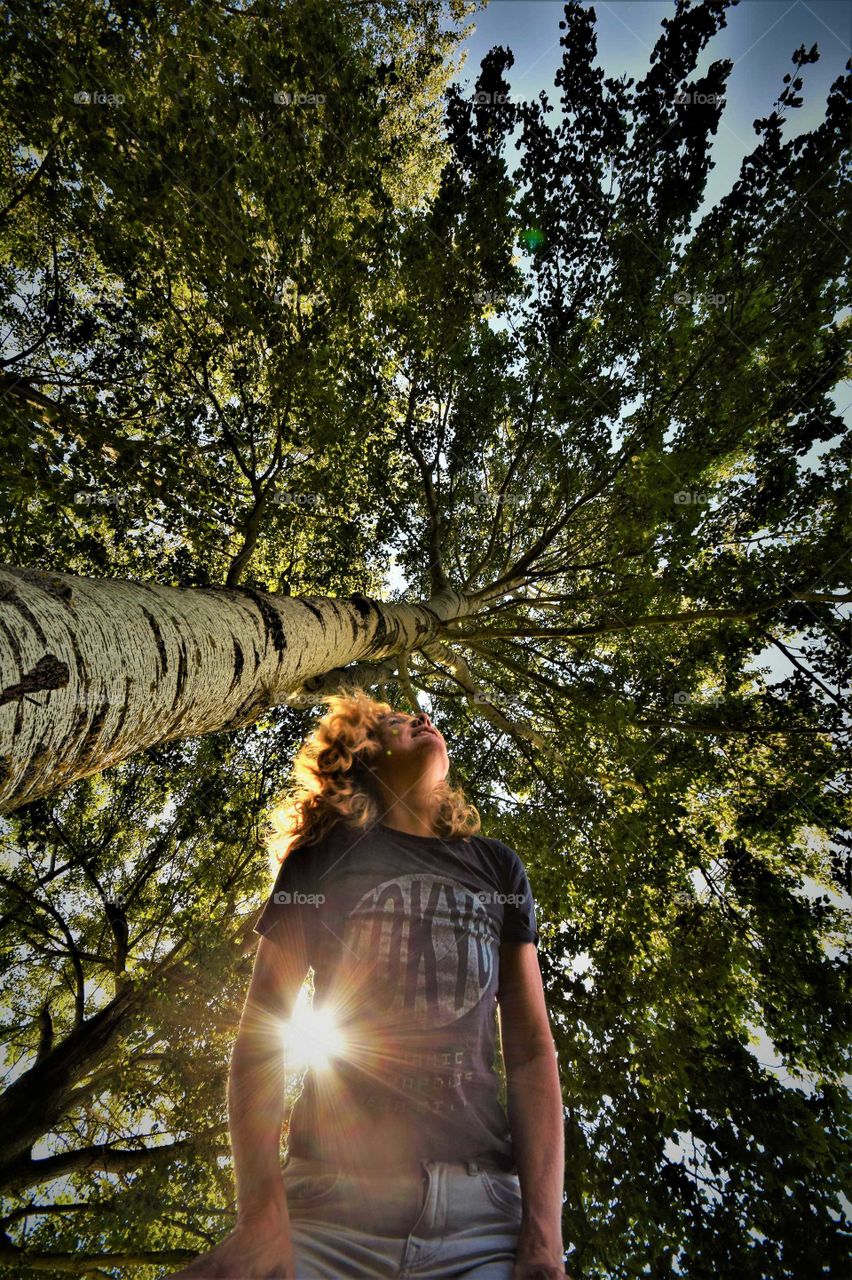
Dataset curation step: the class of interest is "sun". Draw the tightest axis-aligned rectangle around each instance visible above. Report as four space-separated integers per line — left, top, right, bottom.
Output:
281 988 345 1072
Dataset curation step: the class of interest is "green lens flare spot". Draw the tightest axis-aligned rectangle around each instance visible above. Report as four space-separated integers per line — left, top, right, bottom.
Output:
520 226 546 251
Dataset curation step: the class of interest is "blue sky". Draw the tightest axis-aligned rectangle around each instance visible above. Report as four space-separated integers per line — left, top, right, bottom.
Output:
455 0 851 200
451 0 851 333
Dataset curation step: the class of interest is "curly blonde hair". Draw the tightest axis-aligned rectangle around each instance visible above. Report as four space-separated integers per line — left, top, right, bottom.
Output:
264 689 480 866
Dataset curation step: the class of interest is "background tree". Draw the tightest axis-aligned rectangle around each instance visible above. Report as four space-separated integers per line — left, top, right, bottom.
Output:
1 0 850 1276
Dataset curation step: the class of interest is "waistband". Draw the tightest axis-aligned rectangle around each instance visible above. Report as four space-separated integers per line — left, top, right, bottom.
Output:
283 1154 515 1178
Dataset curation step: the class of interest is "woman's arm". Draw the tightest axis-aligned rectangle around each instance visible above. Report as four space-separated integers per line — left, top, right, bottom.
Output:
229 934 304 1224
167 932 309 1278
498 940 569 1280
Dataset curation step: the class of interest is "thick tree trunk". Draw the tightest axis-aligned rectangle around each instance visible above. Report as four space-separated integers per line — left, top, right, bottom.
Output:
0 565 476 813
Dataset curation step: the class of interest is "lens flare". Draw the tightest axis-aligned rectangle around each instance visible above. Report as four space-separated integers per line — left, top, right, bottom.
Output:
282 991 345 1071
519 226 546 251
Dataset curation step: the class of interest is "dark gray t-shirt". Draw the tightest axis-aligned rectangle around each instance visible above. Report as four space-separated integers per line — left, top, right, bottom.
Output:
254 817 539 1171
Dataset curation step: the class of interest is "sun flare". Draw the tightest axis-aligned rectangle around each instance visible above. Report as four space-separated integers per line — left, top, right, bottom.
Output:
282 991 345 1071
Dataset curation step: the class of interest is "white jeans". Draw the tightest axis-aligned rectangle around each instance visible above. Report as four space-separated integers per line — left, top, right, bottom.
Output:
282 1156 524 1278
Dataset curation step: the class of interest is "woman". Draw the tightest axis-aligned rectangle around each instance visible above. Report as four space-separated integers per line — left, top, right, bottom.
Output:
169 691 568 1279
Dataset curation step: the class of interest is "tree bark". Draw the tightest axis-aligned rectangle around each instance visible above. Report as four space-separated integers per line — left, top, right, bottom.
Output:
0 564 477 813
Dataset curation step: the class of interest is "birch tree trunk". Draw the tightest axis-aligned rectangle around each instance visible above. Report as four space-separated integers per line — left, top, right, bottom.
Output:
0 564 478 813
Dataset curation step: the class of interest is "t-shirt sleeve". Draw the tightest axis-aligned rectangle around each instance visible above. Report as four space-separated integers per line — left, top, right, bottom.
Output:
254 839 323 948
496 841 540 947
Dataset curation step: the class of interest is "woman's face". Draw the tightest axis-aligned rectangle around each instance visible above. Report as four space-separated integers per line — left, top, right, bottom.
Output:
372 710 450 785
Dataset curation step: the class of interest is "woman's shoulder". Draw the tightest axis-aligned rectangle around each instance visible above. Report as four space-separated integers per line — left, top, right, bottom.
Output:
469 832 528 876
285 817 347 862
467 829 511 853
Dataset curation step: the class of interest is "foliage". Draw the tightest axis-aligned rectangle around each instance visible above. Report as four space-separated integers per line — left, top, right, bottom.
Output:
1 0 850 1275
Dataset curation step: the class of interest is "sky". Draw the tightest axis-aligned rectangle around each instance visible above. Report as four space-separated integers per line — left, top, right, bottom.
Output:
455 0 851 181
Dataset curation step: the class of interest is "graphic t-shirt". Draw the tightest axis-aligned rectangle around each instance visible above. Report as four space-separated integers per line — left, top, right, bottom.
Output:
253 818 539 1171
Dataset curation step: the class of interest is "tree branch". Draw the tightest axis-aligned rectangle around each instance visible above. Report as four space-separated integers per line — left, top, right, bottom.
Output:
396 650 423 714
0 875 86 1028
761 629 848 709
401 376 449 594
0 1238 197 1273
447 592 850 642
0 1125 229 1195
419 639 550 753
0 132 64 222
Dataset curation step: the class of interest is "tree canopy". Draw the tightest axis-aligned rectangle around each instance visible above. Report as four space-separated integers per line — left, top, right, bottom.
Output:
0 0 850 1275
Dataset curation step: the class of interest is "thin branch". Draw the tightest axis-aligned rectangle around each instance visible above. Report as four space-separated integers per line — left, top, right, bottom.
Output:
0 239 60 369
419 639 550 753
465 419 652 606
400 376 449 593
0 132 64 222
225 484 274 588
395 651 423 714
762 629 848 709
0 1241 197 1273
0 875 86 1028
446 591 852 643
462 376 544 588
635 718 835 737
198 359 255 486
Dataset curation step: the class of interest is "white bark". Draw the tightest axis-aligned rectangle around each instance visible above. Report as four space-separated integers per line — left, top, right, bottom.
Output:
0 564 477 813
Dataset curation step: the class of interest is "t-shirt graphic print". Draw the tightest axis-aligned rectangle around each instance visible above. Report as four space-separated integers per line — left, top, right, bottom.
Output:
341 871 496 1029
254 818 539 1170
